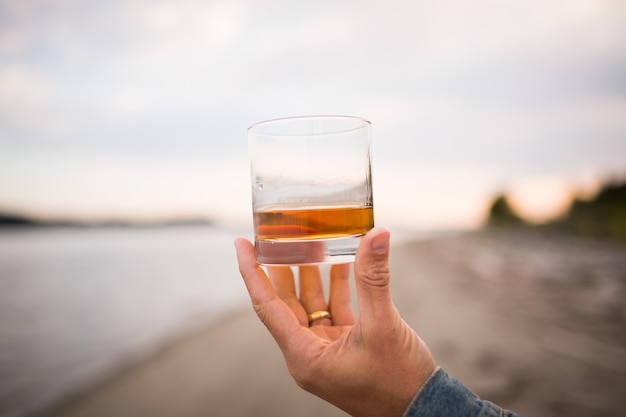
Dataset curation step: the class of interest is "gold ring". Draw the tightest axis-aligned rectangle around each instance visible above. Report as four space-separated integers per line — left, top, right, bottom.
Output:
307 310 332 323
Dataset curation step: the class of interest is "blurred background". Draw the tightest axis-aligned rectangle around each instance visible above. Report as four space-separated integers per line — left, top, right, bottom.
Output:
1 1 625 416
2 0 625 229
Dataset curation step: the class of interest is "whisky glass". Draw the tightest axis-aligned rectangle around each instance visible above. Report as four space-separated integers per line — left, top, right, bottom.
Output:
248 115 374 265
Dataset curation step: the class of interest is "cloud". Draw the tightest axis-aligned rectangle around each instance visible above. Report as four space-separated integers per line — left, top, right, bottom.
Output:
372 160 499 229
0 64 50 112
0 64 77 140
0 0 624 226
0 149 251 223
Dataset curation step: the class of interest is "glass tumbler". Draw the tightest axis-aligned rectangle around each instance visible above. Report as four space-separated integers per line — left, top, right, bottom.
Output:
248 115 374 265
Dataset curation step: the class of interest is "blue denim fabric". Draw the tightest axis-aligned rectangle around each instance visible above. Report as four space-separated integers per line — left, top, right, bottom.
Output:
402 367 520 417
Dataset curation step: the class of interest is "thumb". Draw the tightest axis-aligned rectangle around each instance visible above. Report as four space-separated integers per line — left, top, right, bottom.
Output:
354 227 396 328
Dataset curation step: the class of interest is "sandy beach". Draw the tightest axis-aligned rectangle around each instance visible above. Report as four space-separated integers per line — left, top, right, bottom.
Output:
41 230 626 417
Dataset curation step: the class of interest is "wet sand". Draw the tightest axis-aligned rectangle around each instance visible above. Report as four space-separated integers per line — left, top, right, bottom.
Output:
42 230 626 417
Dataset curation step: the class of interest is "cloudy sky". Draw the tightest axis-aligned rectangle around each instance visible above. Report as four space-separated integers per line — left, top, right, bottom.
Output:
1 0 625 230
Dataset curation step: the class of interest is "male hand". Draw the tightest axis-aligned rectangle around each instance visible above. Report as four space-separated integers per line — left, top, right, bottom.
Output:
234 227 436 417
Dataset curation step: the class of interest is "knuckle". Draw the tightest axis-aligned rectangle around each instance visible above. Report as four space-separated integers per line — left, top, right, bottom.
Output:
358 261 391 290
252 302 270 324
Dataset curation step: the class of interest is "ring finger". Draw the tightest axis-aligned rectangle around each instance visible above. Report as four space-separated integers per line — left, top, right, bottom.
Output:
299 266 332 326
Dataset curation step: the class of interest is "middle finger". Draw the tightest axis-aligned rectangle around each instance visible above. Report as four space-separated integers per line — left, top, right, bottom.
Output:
268 266 307 325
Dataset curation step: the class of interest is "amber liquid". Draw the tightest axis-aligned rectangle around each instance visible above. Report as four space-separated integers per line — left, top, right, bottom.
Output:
254 206 374 240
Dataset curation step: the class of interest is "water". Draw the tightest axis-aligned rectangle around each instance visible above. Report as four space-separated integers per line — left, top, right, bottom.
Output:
0 225 250 417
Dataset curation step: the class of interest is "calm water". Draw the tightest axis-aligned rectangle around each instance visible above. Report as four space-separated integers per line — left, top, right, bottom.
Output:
0 225 250 417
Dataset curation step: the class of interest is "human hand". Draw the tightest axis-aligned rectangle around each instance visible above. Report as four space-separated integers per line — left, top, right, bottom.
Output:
234 227 436 417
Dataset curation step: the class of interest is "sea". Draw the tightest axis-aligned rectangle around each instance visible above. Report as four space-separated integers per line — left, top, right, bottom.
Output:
0 224 251 417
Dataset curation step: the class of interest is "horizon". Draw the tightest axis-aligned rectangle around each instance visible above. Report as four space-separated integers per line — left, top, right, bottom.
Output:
1 173 622 232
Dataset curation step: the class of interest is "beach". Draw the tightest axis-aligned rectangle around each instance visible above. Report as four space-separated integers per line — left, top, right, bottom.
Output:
39 229 626 417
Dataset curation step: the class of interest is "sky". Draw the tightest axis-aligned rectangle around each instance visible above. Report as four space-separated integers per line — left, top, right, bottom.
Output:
1 0 625 231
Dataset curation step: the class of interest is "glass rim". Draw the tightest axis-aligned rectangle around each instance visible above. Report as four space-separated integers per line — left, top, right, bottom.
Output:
248 115 371 137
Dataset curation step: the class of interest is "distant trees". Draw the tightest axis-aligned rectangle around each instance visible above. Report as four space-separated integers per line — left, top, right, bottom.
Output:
486 194 526 227
485 179 626 243
0 213 38 226
558 181 626 242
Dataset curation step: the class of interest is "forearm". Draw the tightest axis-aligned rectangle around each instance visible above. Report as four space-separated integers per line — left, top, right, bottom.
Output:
402 367 520 417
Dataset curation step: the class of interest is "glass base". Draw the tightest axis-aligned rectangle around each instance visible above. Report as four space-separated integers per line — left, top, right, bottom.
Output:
255 235 364 265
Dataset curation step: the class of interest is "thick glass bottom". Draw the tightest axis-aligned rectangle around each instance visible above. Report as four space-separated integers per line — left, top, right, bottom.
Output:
255 234 364 265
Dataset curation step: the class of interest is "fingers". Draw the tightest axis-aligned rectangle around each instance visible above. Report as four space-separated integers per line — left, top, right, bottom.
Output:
353 227 397 331
234 238 275 306
235 237 359 330
299 266 331 326
234 238 302 345
268 267 308 326
329 264 355 326
267 267 297 300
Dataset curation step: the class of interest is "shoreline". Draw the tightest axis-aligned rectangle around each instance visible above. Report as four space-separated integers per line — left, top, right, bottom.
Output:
35 306 251 417
39 304 345 417
40 229 626 417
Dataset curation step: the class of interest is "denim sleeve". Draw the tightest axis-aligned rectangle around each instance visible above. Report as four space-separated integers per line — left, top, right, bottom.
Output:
402 367 520 417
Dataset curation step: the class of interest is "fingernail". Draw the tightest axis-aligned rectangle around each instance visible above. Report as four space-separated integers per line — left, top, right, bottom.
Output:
371 230 390 255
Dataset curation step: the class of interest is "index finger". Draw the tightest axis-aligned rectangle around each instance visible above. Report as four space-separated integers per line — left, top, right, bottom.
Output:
234 238 307 347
